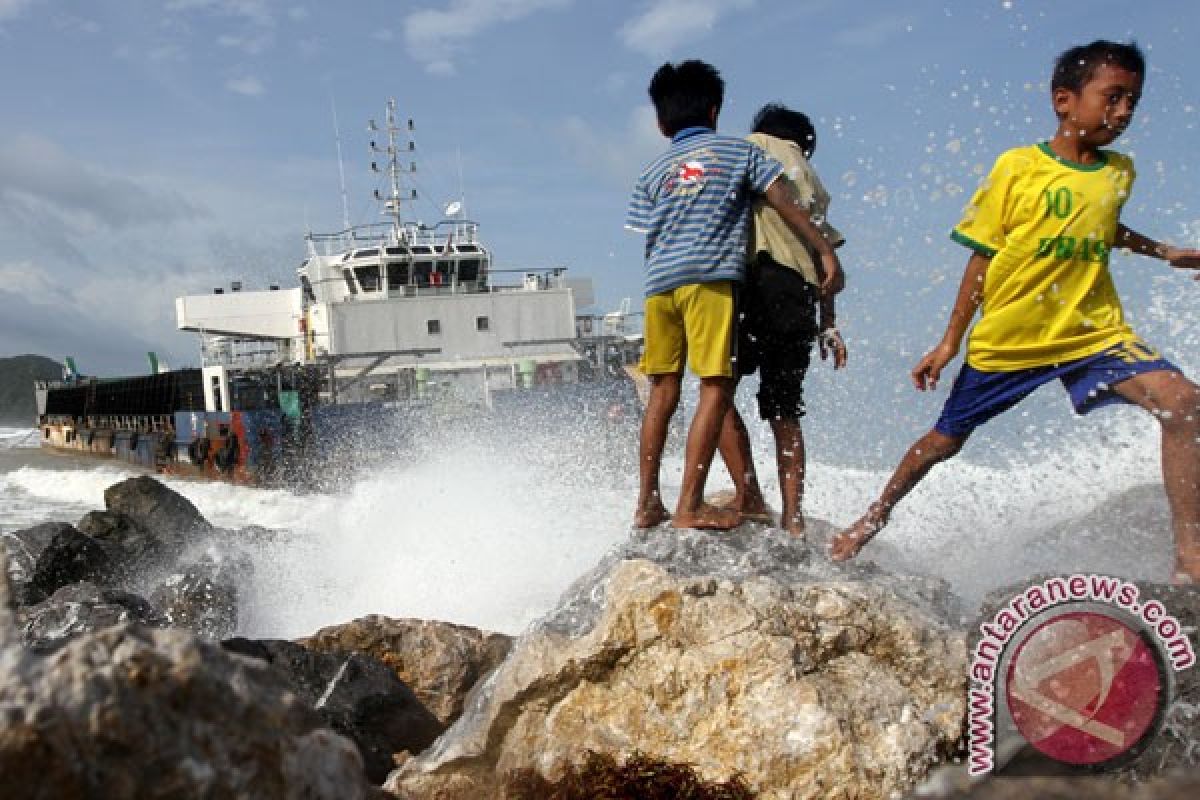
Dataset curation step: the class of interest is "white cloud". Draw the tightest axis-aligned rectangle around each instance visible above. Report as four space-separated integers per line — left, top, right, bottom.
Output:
404 0 571 75
165 0 275 28
0 134 202 231
560 105 663 187
217 30 274 54
52 13 101 34
225 75 266 96
832 14 910 47
0 0 35 22
618 0 753 58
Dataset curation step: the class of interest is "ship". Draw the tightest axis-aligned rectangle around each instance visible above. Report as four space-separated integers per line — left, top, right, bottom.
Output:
34 100 643 486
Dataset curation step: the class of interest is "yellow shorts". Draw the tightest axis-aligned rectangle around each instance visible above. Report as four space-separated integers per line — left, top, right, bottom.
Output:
640 281 735 378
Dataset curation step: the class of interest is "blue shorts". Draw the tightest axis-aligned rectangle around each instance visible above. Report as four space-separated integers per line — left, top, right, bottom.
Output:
934 340 1180 437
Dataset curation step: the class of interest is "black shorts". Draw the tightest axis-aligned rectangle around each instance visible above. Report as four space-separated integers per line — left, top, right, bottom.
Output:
735 252 818 421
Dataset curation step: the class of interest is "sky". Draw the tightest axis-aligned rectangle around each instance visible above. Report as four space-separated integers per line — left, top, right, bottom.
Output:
0 0 1197 410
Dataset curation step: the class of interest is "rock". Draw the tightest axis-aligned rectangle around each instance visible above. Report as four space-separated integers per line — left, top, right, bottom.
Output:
149 558 239 639
222 638 445 784
17 581 167 653
299 616 512 726
387 527 967 800
25 527 114 601
103 475 211 554
910 768 1200 798
76 509 164 574
0 555 376 800
2 522 75 602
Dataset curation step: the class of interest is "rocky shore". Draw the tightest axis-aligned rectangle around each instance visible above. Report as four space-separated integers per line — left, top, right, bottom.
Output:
0 476 1195 798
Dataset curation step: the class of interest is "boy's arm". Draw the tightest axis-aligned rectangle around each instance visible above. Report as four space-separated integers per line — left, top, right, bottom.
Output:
762 179 844 296
912 252 990 391
1116 223 1200 272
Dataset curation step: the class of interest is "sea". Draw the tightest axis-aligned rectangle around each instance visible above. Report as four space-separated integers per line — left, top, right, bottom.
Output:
0 356 1185 641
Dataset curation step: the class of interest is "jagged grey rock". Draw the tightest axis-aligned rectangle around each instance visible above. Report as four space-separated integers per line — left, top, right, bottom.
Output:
77 509 165 573
150 557 239 639
103 475 211 555
223 637 445 783
298 615 513 726
26 527 114 601
2 522 76 602
17 580 166 653
0 550 376 800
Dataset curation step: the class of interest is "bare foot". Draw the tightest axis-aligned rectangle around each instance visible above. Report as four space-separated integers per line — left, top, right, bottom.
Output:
707 489 773 524
829 506 887 562
782 515 806 540
633 503 670 529
672 503 741 531
1170 555 1200 585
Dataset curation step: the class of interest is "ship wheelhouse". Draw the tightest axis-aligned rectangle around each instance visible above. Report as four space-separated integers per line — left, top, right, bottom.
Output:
303 219 491 303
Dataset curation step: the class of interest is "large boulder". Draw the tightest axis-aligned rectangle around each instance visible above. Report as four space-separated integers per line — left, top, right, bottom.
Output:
222 638 445 783
299 616 513 726
0 554 378 800
387 527 967 799
103 475 211 555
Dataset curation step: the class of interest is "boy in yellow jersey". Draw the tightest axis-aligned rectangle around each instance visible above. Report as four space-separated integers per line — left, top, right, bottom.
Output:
830 40 1200 582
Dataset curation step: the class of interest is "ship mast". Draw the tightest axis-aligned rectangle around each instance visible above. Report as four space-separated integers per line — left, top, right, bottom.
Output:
369 99 417 243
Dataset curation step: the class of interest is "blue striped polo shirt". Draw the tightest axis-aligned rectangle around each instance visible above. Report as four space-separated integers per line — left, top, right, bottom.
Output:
626 126 783 297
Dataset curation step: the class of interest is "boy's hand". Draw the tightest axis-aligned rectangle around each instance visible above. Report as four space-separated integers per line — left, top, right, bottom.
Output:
911 342 958 391
819 327 847 369
1164 246 1200 275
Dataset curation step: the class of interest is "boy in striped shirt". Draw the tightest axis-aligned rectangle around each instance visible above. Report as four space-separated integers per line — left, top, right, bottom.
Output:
626 60 844 529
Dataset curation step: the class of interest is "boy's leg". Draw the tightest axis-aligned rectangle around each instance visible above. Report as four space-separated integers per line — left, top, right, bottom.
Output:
1112 370 1200 581
830 429 967 561
633 289 687 528
770 417 806 537
716 404 769 517
635 372 681 528
671 281 739 530
674 375 740 529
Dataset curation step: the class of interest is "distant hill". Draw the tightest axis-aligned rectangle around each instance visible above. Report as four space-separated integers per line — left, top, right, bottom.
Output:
0 355 63 426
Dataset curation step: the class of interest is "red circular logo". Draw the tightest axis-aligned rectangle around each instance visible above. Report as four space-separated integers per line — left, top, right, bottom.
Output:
1005 610 1165 766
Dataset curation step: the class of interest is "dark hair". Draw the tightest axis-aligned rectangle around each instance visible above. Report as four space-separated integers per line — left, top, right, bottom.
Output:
1052 39 1145 92
648 60 724 137
751 103 817 159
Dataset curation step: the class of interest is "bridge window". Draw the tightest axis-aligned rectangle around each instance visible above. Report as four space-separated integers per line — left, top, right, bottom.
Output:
458 258 481 282
342 269 358 294
476 316 489 332
354 264 380 292
386 261 409 289
427 319 441 335
413 261 433 286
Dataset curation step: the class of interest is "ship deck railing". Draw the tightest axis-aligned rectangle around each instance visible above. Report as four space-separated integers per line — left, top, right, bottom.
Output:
306 220 482 253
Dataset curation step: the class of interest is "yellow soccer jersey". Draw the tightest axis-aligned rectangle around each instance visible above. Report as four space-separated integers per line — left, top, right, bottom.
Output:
951 143 1137 371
